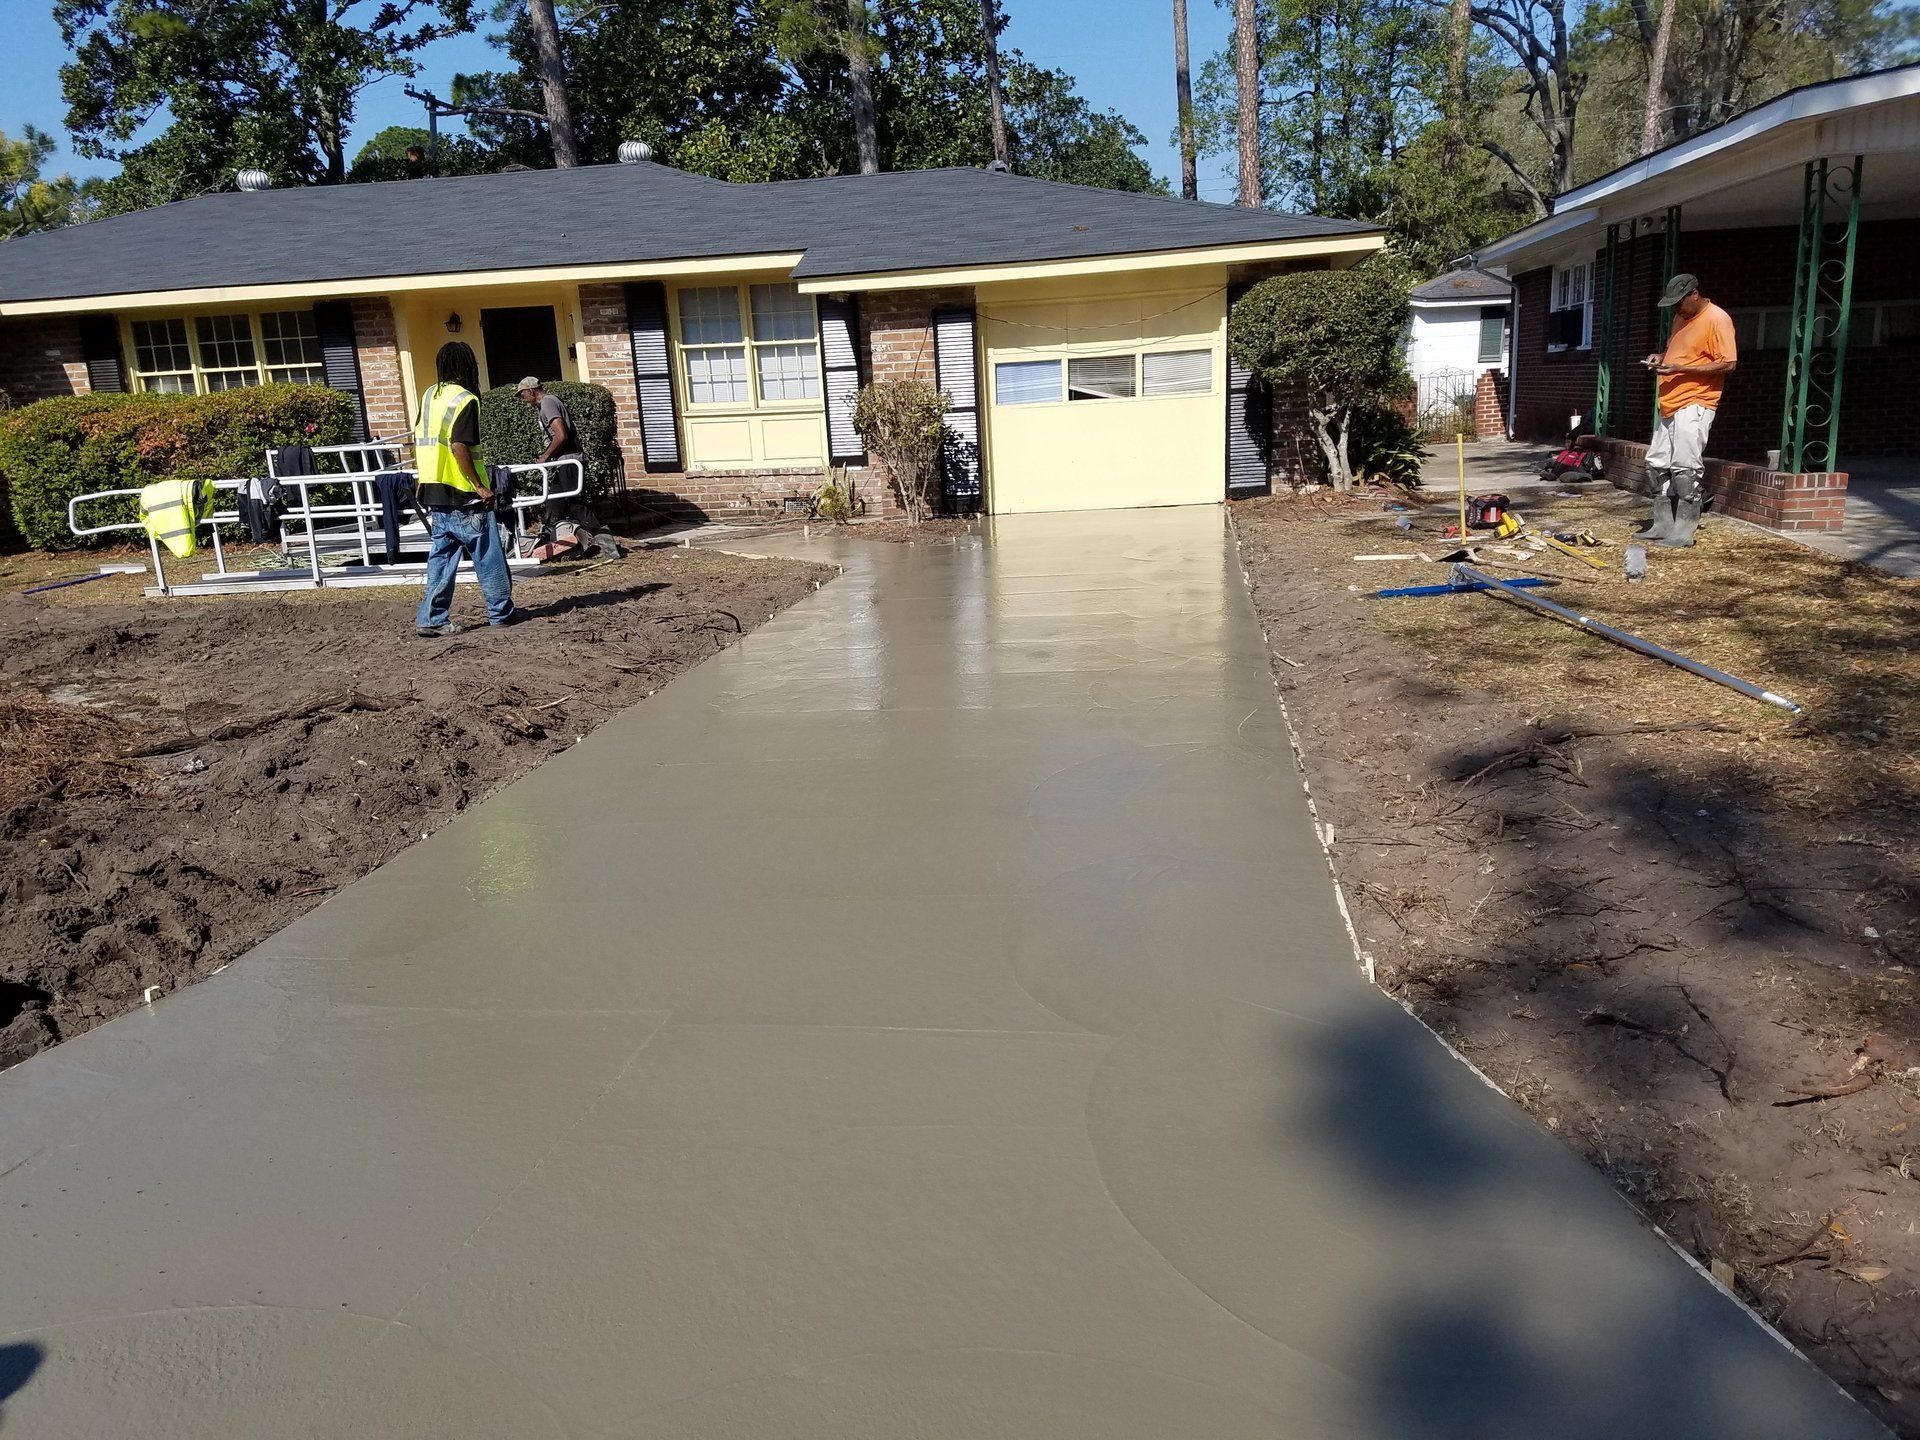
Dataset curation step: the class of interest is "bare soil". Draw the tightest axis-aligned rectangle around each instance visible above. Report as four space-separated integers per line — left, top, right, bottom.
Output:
847 516 981 544
1233 486 1920 1433
0 543 831 1071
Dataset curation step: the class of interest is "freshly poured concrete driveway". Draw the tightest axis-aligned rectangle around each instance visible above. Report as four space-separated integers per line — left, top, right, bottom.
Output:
0 509 1883 1438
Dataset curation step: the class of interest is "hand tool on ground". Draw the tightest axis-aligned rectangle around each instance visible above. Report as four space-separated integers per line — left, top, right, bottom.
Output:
1374 575 1551 599
1452 563 1802 713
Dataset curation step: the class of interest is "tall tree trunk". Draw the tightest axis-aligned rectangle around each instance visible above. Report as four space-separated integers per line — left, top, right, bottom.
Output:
1640 0 1674 155
1173 0 1197 199
1446 0 1471 167
527 0 581 168
1235 0 1261 207
846 0 880 175
981 0 1010 168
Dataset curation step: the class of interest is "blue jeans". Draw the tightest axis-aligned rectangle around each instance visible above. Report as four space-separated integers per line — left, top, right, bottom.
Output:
416 508 516 628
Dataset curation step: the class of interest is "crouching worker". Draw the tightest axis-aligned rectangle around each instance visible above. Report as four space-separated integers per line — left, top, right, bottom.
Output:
412 341 519 636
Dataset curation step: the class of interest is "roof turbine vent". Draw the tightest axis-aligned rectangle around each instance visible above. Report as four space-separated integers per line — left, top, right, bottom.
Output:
235 169 272 192
617 140 654 164
985 159 1009 173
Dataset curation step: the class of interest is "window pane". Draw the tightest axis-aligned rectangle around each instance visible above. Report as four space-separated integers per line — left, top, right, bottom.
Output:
144 372 194 395
194 313 258 374
1142 349 1212 396
749 284 816 343
200 368 259 392
260 310 321 369
1067 355 1136 401
756 341 820 402
686 345 749 405
1882 302 1920 344
1761 309 1794 351
132 318 193 378
1476 310 1505 364
994 359 1062 406
678 287 744 346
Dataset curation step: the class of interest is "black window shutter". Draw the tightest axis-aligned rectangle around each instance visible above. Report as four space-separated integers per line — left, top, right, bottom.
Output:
932 306 982 512
1477 308 1506 365
312 301 369 440
818 294 866 465
624 281 682 472
1226 284 1272 495
77 315 125 394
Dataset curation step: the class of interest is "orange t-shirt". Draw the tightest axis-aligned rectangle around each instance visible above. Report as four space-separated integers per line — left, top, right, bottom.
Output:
1658 301 1737 416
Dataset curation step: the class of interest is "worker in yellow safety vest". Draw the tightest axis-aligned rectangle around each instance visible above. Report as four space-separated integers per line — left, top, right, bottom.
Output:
137 477 216 560
410 341 519 636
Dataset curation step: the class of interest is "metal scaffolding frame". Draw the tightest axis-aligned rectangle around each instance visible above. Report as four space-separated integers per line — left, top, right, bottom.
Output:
1652 204 1681 428
1779 155 1864 474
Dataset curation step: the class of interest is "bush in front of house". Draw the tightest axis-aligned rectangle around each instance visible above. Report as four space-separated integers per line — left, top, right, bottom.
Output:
853 379 949 524
477 381 618 502
1228 260 1411 491
0 385 355 549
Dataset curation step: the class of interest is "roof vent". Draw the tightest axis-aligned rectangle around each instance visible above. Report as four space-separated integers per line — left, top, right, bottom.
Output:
985 159 1009 173
235 169 272 192
618 140 654 164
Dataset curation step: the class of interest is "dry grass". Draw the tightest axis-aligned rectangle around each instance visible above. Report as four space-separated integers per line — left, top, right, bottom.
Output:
0 684 145 813
1282 488 1920 826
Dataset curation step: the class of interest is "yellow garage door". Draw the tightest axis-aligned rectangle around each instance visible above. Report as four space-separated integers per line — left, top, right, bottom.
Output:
982 278 1226 514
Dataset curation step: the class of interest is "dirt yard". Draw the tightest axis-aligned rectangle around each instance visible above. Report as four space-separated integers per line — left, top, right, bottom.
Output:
0 542 831 1071
1232 484 1920 1433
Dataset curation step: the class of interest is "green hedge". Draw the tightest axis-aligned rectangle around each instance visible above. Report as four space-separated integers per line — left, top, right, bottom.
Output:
476 381 618 501
0 385 356 549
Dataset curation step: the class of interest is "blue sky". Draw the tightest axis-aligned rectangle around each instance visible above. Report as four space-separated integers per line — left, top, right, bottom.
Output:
4 0 1243 201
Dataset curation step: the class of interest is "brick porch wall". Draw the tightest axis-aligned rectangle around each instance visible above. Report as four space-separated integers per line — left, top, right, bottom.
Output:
1475 369 1508 439
0 317 90 404
1584 432 1848 532
349 298 409 439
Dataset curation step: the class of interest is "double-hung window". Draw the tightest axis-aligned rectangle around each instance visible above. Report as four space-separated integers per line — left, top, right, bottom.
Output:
1548 262 1592 351
677 283 821 407
127 309 326 394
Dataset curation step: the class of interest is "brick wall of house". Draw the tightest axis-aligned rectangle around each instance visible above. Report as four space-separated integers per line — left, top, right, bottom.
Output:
1474 369 1509 439
853 286 976 514
0 317 90 404
579 282 645 484
1514 218 1920 464
349 298 409 439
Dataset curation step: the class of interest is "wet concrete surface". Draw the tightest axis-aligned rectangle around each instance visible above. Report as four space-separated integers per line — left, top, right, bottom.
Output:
0 507 1886 1438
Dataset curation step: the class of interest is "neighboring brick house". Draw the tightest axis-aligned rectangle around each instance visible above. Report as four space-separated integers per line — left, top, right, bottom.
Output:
0 160 1381 519
1479 63 1920 533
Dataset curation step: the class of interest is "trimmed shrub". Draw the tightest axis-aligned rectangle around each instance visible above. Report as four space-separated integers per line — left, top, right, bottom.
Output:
477 381 618 501
853 379 949 523
0 385 354 549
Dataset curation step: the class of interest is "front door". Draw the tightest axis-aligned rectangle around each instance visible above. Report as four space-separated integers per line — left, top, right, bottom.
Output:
480 306 564 390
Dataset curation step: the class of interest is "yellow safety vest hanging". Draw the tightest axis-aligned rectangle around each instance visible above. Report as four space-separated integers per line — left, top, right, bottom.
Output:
137 478 216 560
412 382 483 507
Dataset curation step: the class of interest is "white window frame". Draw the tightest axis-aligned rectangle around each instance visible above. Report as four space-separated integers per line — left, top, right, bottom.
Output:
124 308 326 394
990 347 1216 410
673 282 823 412
1547 261 1592 353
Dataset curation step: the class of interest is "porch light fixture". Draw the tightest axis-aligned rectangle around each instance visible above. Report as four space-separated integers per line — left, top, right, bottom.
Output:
445 312 462 334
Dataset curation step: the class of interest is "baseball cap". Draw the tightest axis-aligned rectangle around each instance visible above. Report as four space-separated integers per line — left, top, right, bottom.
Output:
1657 273 1699 307
515 375 542 392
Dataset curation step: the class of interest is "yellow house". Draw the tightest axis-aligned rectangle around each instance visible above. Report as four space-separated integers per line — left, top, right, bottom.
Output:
0 159 1380 517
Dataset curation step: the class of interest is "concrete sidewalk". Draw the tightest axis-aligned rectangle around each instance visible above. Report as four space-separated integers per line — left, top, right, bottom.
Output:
0 508 1884 1439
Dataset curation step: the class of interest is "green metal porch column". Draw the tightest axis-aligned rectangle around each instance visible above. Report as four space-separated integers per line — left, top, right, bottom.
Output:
1653 205 1680 428
1592 222 1621 435
1780 156 1863 473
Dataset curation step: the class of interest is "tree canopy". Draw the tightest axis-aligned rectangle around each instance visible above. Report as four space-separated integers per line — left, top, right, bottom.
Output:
1 127 97 240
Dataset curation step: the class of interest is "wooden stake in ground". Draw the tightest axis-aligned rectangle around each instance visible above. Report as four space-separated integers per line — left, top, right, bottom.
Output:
1456 434 1468 545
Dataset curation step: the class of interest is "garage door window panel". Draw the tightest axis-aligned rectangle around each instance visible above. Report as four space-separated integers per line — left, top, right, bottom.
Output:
1067 355 1137 401
1141 350 1212 397
995 359 1063 405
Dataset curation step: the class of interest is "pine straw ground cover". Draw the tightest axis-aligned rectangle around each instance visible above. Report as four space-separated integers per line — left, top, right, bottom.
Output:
1232 485 1920 1434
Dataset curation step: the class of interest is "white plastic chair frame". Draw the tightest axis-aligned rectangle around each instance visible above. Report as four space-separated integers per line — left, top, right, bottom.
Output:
67 457 587 596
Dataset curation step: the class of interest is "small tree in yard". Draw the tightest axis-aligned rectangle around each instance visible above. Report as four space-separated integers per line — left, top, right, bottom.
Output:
1228 264 1411 491
853 379 949 523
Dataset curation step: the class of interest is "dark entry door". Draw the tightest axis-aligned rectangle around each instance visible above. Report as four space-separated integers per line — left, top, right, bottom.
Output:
480 306 563 388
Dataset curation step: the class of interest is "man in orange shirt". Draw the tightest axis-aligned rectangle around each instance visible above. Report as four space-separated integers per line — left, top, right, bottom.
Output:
1636 273 1737 548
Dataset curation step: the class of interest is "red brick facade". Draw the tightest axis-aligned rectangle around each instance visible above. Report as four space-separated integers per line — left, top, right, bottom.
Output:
1474 369 1508 439
1513 218 1920 464
1585 434 1847 532
348 298 408 439
0 317 89 404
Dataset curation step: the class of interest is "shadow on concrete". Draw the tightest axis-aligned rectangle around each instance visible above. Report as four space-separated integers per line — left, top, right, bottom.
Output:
0 1341 45 1429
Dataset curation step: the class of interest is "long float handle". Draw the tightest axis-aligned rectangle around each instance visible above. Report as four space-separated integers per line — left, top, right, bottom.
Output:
1453 564 1803 715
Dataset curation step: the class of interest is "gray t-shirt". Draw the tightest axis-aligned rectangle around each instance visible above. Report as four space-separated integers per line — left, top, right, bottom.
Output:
538 393 580 455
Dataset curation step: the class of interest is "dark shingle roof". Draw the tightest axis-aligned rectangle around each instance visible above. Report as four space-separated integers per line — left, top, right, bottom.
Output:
0 162 1377 305
1411 269 1512 302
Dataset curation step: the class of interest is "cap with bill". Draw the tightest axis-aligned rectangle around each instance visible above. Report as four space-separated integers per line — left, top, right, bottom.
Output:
515 375 543 393
1657 273 1699 307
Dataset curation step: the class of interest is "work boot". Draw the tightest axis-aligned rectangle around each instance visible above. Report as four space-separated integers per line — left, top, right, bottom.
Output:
1658 494 1705 548
416 620 465 638
1634 494 1676 541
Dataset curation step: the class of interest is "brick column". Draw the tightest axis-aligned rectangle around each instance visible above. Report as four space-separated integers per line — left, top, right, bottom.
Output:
578 283 645 481
349 299 409 439
0 317 90 403
1473 369 1509 440
855 286 976 515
